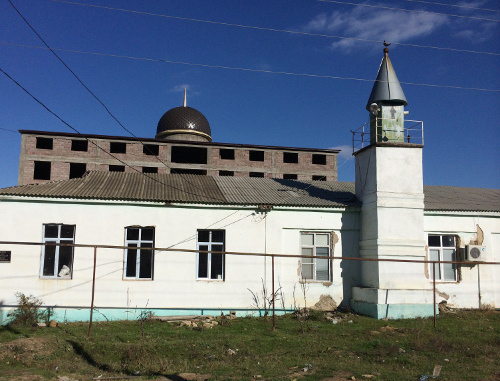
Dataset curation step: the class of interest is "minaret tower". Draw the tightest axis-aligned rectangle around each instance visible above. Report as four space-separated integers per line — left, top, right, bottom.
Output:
351 44 432 319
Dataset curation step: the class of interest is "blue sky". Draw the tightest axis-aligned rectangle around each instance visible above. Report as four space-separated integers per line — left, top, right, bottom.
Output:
1 0 498 189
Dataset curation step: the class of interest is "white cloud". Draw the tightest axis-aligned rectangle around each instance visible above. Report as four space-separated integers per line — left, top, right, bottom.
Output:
454 21 496 43
303 5 448 52
171 84 191 93
330 145 352 160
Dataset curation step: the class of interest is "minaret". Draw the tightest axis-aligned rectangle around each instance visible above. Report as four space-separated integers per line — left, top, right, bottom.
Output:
351 44 432 319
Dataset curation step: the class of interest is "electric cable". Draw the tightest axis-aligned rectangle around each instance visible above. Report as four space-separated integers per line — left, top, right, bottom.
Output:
395 0 499 13
0 66 227 202
2 43 498 92
317 0 499 22
7 0 226 201
44 0 499 56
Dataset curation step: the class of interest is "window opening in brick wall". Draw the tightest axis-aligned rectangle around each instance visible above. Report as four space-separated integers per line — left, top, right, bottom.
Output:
110 142 127 154
283 152 298 163
171 168 207 175
249 172 265 178
143 144 159 156
34 161 51 180
428 235 457 282
109 165 125 172
283 174 298 180
197 230 225 280
219 170 234 176
142 167 158 174
312 175 327 181
249 150 264 161
71 139 88 152
69 163 87 179
312 154 327 165
171 146 207 164
41 224 75 279
301 232 331 281
36 137 53 150
219 149 235 160
124 226 155 279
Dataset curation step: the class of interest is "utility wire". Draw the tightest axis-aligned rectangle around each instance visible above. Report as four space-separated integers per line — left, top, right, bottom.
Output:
317 0 499 22
2 42 498 92
0 127 19 133
45 0 498 56
395 0 499 13
7 0 226 201
0 66 226 202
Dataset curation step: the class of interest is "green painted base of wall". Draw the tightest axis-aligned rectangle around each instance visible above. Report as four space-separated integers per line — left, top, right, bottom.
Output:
350 300 437 320
1 306 293 325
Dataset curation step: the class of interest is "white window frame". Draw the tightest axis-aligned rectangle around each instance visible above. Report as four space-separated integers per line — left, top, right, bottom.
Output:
197 230 225 281
428 234 457 282
124 226 155 280
300 232 331 282
40 224 75 279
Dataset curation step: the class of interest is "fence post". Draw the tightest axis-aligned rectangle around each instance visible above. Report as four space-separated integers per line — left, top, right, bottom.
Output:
88 246 97 337
272 254 275 331
433 261 436 328
477 264 482 310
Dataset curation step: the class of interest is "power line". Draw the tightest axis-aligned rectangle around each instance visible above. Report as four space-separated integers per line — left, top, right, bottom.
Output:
45 0 499 56
395 0 499 13
317 0 500 22
0 127 18 133
0 66 226 202
2 42 498 92
7 0 227 202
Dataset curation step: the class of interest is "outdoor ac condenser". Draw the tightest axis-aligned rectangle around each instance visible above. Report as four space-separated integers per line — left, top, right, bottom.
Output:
465 245 486 262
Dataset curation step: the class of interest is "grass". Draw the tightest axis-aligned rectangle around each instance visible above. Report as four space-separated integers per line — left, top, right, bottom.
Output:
0 310 498 380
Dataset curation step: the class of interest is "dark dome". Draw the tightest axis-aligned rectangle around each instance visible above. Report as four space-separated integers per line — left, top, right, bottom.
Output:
156 106 211 140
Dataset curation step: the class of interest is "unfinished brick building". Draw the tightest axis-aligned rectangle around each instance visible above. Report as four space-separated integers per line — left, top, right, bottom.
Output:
18 96 339 185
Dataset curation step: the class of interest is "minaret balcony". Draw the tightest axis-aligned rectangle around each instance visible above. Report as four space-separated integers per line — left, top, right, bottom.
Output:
351 118 423 154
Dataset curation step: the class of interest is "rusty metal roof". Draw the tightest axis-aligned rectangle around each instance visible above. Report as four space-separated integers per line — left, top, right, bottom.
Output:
0 172 498 212
366 51 408 110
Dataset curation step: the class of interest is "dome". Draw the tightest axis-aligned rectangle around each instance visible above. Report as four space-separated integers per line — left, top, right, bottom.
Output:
156 106 212 141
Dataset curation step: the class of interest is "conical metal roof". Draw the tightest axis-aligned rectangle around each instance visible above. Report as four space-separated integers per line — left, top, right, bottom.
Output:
366 48 407 110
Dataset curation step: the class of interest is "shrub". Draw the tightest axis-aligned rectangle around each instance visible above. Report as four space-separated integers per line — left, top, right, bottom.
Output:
8 293 48 326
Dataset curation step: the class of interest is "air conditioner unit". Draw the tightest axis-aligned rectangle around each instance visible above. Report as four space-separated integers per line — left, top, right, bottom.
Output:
466 245 486 262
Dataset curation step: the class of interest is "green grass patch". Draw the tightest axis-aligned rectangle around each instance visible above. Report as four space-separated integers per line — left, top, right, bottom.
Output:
0 310 498 380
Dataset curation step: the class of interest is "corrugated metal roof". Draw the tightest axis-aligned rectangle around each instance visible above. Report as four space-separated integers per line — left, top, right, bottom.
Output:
1 172 498 212
0 171 357 208
423 185 500 212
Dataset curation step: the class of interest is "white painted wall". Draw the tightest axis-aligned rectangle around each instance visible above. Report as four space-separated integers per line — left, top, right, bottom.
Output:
0 197 356 319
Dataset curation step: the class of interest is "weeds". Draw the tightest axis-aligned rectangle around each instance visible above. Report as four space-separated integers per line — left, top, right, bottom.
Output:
7 293 48 327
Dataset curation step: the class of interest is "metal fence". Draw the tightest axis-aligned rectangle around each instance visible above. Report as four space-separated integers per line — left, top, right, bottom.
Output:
0 240 498 335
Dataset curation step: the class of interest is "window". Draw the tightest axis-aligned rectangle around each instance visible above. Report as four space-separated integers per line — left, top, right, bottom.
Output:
110 142 127 154
283 174 298 180
143 144 159 156
69 163 86 179
34 161 51 180
219 170 234 176
170 168 207 175
428 235 457 282
249 172 264 178
283 152 298 163
301 232 330 281
249 150 264 161
71 139 88 152
197 230 225 280
312 154 326 165
109 165 125 172
312 175 326 181
36 137 53 150
124 227 155 279
220 149 235 160
41 224 75 278
142 166 158 174
171 146 207 164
